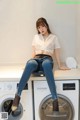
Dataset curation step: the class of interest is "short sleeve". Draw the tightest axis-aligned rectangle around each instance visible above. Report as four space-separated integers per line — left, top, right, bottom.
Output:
54 36 60 49
32 35 36 46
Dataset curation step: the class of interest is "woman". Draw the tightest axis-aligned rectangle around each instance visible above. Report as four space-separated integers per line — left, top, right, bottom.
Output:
11 17 69 113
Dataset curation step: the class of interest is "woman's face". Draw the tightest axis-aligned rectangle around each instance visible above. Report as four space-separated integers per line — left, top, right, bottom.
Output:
37 25 48 36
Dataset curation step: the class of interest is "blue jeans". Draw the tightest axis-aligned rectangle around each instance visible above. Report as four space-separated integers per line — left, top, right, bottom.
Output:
17 56 58 100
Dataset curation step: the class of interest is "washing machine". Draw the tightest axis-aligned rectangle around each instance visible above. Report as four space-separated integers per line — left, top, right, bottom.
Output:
0 80 33 120
32 80 79 120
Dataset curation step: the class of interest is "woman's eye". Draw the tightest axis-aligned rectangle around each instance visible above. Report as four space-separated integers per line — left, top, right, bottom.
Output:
42 25 45 27
38 25 45 29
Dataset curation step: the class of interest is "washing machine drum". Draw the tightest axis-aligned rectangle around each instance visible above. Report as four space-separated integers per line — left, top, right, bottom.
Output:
39 94 74 120
1 98 23 120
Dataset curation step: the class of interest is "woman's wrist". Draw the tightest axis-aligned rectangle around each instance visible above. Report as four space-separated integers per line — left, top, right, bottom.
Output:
58 63 61 69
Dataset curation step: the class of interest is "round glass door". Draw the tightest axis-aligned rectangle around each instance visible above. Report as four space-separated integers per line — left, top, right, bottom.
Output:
1 98 23 120
39 94 74 120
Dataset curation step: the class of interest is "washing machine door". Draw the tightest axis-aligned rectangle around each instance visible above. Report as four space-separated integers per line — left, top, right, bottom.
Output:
1 98 23 120
39 94 74 120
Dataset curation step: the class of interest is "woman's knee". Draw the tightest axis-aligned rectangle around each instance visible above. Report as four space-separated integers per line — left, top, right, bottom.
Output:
42 59 52 68
27 59 38 68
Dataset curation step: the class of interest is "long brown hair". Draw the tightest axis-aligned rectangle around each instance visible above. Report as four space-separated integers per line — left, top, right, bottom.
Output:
36 17 51 34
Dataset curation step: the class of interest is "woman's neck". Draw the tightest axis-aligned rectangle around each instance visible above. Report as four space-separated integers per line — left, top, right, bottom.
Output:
42 33 50 40
43 32 49 37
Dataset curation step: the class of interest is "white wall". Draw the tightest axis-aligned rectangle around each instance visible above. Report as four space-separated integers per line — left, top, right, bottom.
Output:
76 4 80 66
0 0 34 65
0 0 77 65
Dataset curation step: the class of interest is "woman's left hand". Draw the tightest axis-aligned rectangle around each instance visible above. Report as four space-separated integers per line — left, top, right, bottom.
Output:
59 65 71 70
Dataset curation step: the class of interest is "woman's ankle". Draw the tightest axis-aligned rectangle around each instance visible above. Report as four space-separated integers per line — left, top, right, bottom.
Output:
11 95 20 111
53 99 59 111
